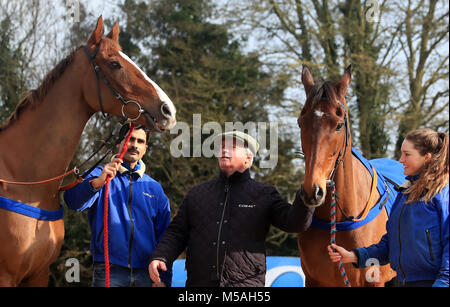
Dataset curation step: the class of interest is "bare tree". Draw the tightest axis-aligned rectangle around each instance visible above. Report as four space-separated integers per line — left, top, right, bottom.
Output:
394 0 449 157
218 0 402 158
0 0 69 123
218 0 448 158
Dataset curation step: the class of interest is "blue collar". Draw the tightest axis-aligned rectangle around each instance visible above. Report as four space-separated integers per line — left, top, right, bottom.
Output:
406 173 420 183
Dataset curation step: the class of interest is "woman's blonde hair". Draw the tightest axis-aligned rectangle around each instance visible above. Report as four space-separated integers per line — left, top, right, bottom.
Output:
404 129 449 203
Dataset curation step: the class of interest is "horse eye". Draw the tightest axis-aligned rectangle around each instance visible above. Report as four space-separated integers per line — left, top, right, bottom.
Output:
109 61 122 70
336 123 344 131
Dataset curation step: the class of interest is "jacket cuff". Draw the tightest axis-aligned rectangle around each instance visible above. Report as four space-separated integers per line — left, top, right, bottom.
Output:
293 189 315 213
88 177 102 192
64 176 101 211
353 248 369 268
150 256 168 264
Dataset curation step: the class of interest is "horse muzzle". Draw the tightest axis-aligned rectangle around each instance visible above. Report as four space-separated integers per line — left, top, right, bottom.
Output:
142 108 176 132
300 183 326 208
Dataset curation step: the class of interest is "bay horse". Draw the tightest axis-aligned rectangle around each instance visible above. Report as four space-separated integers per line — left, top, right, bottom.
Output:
297 65 398 286
0 16 176 286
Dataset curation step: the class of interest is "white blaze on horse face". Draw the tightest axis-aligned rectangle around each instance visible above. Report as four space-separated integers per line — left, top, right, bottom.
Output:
314 110 326 118
118 51 176 128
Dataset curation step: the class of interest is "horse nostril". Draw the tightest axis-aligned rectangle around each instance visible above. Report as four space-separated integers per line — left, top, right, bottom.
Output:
314 184 324 201
161 103 172 117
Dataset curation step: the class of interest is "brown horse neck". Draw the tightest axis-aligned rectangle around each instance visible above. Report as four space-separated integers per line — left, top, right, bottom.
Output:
333 146 374 221
0 49 95 208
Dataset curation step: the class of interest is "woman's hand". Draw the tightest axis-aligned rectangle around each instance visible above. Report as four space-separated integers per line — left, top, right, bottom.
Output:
327 243 358 264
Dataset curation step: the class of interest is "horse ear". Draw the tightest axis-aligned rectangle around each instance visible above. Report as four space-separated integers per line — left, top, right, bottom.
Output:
88 16 105 46
106 22 120 42
302 64 315 96
336 65 352 100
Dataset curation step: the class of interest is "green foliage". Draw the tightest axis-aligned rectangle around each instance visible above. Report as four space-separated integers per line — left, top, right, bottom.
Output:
119 0 293 212
338 0 392 158
0 17 26 122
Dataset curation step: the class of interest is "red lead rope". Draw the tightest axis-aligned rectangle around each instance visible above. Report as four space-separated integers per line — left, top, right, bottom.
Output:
103 122 135 287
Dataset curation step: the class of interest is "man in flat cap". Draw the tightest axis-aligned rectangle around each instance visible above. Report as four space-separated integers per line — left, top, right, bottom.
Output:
149 131 314 287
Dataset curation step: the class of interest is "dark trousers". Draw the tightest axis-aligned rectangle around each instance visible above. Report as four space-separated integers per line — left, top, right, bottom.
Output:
92 262 153 287
395 279 435 287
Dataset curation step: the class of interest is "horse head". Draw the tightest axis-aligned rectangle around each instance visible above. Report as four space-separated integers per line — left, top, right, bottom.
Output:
83 16 176 131
298 65 352 207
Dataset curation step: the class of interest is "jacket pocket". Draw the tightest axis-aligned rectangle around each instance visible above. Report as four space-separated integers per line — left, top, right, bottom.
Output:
425 229 435 262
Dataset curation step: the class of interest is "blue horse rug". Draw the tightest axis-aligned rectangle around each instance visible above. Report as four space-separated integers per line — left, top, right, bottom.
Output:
311 147 406 231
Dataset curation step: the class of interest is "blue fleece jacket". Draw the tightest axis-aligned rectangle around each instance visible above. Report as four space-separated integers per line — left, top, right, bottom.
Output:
355 175 449 287
63 160 172 284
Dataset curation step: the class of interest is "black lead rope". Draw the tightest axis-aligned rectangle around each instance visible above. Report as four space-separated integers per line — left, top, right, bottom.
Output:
59 119 130 191
74 118 130 182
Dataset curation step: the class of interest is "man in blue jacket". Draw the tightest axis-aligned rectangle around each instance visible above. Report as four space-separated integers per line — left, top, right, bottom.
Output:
64 125 172 287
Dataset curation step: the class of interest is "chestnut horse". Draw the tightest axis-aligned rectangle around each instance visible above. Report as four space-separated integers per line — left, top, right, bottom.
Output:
297 65 397 286
0 16 176 286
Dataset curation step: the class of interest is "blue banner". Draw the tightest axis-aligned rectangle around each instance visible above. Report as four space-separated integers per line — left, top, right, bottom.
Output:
171 256 305 287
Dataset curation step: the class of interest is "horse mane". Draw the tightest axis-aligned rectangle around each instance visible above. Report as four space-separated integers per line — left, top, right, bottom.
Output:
0 46 82 133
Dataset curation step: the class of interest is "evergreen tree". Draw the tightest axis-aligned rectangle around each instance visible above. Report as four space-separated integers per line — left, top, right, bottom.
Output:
0 17 26 123
120 0 299 255
119 0 285 201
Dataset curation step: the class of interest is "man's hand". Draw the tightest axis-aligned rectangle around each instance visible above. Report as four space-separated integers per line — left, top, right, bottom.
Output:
149 260 167 284
90 157 123 189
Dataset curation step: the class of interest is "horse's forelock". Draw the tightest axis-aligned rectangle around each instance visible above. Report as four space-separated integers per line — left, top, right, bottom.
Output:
102 38 122 53
309 81 338 108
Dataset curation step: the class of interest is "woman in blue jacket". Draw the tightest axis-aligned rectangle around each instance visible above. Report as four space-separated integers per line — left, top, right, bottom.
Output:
328 129 449 287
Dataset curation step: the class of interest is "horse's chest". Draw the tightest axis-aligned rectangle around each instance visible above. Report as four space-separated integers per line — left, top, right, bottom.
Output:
0 211 64 268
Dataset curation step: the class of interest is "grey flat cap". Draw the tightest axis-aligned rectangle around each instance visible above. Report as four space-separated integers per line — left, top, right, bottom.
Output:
215 131 259 155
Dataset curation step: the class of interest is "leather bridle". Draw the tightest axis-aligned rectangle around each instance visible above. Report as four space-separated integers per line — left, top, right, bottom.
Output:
83 44 162 132
327 100 350 183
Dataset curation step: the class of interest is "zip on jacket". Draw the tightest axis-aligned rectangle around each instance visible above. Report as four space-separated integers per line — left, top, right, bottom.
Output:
397 202 407 282
216 180 230 280
127 172 135 268
95 172 136 267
